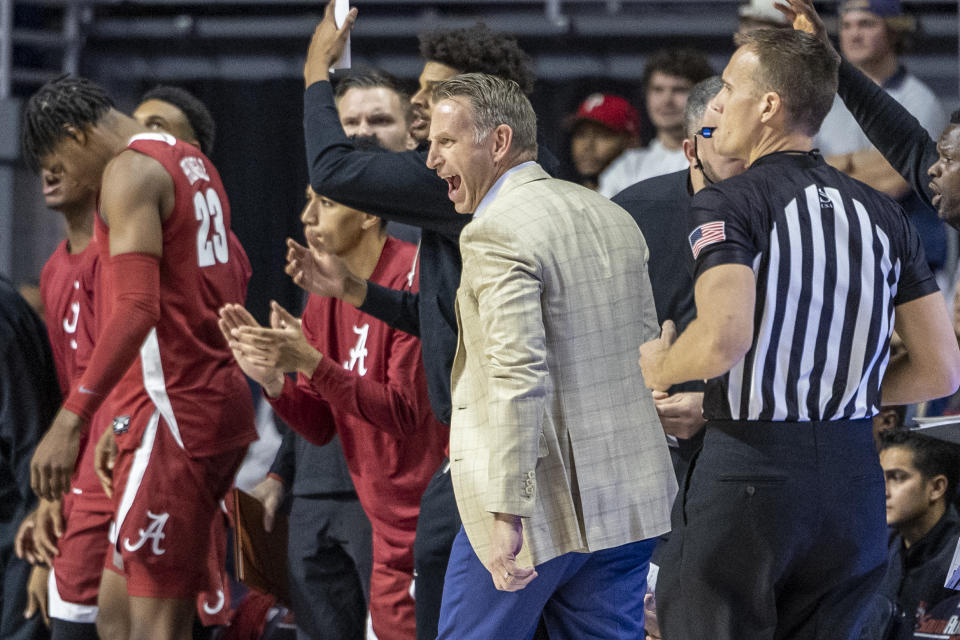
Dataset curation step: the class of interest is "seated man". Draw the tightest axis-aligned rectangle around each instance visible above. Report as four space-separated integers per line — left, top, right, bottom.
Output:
220 186 447 640
878 429 960 640
567 93 639 190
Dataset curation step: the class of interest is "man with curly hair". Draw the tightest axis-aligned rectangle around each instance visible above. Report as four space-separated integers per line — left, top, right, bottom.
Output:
409 23 535 143
299 3 558 638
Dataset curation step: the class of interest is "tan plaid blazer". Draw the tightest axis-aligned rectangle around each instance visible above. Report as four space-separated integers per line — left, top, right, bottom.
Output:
450 163 677 568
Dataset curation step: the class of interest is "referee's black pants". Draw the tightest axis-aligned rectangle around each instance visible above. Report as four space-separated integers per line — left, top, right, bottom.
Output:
656 418 887 640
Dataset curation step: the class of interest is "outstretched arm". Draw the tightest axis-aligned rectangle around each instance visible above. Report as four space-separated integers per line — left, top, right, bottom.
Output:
780 0 938 208
32 151 169 500
286 239 422 336
301 0 467 237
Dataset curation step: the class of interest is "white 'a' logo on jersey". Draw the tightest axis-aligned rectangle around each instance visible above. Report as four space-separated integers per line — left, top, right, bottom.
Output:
123 511 169 556
344 324 370 376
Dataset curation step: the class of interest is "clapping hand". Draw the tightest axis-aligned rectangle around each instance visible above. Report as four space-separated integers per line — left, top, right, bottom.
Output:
219 304 287 397
286 238 367 307
229 302 323 378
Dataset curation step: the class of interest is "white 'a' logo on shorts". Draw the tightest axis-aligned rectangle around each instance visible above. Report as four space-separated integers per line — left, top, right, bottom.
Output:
343 323 370 376
123 511 169 556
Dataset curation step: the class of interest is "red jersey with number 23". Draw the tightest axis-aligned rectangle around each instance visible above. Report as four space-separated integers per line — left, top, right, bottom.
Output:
102 133 256 457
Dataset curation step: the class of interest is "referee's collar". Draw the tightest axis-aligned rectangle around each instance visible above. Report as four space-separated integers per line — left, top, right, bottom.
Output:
751 149 823 170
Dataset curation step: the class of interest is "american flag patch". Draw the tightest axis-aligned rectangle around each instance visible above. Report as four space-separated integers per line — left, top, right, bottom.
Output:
689 221 726 260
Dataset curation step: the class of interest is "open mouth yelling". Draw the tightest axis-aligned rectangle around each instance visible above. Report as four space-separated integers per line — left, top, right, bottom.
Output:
930 181 942 209
444 175 462 201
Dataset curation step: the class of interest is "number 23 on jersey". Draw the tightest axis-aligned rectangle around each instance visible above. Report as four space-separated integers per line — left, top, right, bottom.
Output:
194 187 229 267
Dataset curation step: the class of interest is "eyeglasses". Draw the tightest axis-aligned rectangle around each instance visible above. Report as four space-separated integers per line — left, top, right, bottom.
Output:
697 126 716 139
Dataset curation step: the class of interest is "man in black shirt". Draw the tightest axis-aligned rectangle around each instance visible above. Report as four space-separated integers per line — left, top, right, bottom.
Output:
639 29 960 639
295 4 557 638
613 76 746 480
878 429 960 640
1 276 59 640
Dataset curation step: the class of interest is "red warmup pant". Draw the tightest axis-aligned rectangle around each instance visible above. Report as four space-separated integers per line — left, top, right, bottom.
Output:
369 551 416 640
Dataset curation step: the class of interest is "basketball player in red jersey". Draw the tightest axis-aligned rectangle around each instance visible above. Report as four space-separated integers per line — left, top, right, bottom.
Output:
219 186 447 640
17 85 249 638
22 76 257 640
16 132 107 640
130 85 250 630
34 163 106 639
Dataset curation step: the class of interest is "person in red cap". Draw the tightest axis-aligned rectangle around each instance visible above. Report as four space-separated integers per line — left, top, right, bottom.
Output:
568 93 639 191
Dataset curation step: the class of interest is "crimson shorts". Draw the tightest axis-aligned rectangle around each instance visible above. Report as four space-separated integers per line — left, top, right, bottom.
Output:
48 493 113 621
105 406 246 602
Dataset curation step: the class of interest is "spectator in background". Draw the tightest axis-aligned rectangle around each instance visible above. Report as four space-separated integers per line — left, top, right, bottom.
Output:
878 430 960 640
599 48 713 198
334 68 420 244
816 0 949 278
1 276 60 640
568 93 640 190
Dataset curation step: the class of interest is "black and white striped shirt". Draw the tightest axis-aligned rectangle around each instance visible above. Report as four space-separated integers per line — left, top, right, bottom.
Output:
691 151 938 422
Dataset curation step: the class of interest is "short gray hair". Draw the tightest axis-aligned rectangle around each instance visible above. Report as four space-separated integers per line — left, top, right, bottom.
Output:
434 73 538 159
683 76 723 139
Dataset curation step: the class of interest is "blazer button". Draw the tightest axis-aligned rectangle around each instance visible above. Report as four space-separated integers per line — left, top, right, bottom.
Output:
526 470 535 479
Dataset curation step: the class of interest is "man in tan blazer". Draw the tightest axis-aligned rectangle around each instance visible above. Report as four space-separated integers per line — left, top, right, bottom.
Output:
425 72 677 639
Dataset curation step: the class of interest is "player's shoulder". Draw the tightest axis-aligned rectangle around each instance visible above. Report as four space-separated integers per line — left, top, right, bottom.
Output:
104 144 170 187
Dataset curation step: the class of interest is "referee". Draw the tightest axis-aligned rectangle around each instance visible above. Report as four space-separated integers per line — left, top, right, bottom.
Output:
639 29 960 640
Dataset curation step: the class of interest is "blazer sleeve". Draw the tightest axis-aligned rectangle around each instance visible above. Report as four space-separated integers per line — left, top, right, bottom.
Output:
460 218 546 518
303 81 469 239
